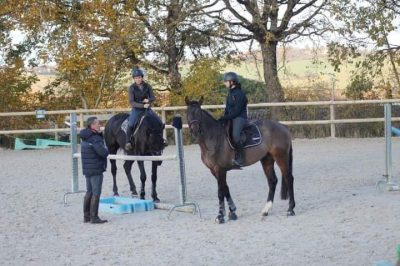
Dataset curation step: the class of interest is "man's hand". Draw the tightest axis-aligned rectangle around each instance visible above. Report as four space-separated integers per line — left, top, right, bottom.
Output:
144 103 150 109
143 99 149 104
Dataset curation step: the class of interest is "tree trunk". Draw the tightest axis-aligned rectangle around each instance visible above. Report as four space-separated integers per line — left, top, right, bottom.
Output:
167 49 182 94
166 0 182 95
260 41 285 102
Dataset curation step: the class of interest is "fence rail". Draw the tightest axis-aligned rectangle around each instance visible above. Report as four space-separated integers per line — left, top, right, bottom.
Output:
1 99 400 137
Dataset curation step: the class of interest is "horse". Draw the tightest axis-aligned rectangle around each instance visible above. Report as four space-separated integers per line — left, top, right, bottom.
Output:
185 97 295 224
104 111 166 202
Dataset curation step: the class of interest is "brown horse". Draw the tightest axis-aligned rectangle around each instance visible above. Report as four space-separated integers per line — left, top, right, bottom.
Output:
185 97 295 223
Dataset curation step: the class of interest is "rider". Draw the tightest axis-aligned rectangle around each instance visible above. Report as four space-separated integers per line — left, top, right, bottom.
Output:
125 68 161 151
218 72 248 167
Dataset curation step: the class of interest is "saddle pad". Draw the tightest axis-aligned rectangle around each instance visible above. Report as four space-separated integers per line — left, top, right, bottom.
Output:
121 118 129 134
228 122 262 149
120 116 145 135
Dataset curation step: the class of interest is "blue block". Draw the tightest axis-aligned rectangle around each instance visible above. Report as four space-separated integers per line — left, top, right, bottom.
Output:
99 197 154 214
392 127 400 136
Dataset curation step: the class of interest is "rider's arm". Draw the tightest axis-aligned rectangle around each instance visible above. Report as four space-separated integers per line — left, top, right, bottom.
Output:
147 84 156 103
220 91 247 121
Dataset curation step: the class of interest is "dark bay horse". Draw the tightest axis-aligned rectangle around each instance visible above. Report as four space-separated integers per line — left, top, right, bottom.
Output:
104 112 165 202
185 97 295 223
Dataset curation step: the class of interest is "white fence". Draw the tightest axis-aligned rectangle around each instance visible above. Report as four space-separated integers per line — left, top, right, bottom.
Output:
1 99 400 138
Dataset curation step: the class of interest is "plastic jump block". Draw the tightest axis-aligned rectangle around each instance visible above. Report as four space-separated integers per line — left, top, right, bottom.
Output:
391 127 400 136
99 197 155 214
36 139 71 147
14 138 48 150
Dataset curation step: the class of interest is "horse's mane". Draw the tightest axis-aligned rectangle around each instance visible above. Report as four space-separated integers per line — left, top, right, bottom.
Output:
142 113 164 132
201 108 217 122
188 101 217 123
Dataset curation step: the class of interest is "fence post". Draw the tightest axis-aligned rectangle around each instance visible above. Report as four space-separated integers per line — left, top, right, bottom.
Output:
164 114 201 218
330 103 336 138
54 124 59 141
79 111 84 129
71 113 79 193
162 109 167 140
377 103 399 191
64 113 85 205
173 115 187 204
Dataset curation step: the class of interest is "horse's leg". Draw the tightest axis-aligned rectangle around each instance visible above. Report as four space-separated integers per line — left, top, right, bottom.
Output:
123 160 138 197
214 169 235 224
151 161 160 203
260 155 278 216
137 161 147 200
110 159 119 196
226 182 238 221
276 155 295 216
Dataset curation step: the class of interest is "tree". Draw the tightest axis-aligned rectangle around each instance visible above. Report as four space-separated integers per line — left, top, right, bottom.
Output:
134 0 227 96
3 0 142 109
0 4 38 112
204 0 330 102
177 57 225 105
328 0 400 98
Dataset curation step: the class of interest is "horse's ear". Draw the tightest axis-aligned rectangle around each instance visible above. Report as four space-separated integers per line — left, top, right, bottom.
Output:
185 96 190 105
198 96 204 106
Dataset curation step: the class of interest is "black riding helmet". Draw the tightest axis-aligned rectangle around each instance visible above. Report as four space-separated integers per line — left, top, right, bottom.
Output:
131 68 144 78
223 72 239 84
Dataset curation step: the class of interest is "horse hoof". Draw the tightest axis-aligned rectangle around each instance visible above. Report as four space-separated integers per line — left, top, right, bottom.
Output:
215 215 225 224
153 198 160 203
287 210 295 216
261 212 269 217
228 212 238 221
131 193 138 198
114 193 119 197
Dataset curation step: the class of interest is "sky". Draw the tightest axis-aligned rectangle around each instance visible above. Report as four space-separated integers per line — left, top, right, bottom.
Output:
3 2 400 66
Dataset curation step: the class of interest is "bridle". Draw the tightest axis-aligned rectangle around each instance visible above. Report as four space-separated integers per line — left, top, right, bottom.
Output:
188 119 202 135
188 106 203 136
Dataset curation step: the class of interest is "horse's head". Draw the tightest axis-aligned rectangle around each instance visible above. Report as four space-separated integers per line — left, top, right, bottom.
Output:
185 96 203 138
135 114 165 154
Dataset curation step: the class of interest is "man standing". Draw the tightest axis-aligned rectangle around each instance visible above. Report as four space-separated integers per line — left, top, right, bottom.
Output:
80 117 109 224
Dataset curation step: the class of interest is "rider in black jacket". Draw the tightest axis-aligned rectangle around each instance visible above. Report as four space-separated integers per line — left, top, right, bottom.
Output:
125 68 162 150
219 72 248 167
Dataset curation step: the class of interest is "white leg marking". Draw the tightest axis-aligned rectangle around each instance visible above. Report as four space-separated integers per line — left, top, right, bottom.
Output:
261 201 273 215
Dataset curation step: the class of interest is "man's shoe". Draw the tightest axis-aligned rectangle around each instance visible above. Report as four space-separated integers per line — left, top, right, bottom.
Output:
90 196 108 224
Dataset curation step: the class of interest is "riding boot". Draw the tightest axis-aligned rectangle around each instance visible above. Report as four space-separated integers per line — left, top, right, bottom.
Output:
125 126 134 151
83 195 91 223
90 196 107 224
232 143 245 167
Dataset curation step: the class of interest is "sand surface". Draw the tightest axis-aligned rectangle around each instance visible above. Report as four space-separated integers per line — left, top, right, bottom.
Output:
1 138 399 266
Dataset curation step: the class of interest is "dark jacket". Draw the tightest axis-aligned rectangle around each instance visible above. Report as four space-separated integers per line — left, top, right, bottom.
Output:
220 87 248 120
128 82 155 109
79 128 109 177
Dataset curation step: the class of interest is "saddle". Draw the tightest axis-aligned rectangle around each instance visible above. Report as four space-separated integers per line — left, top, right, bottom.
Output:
225 120 262 150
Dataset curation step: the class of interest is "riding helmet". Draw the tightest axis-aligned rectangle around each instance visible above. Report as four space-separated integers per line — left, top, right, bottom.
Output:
131 68 144 78
223 72 239 83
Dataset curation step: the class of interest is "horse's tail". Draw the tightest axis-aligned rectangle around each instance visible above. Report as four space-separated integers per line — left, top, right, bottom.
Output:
281 145 293 200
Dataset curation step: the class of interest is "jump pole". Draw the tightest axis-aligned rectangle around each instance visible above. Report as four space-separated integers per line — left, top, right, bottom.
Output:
63 113 85 205
377 103 400 191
